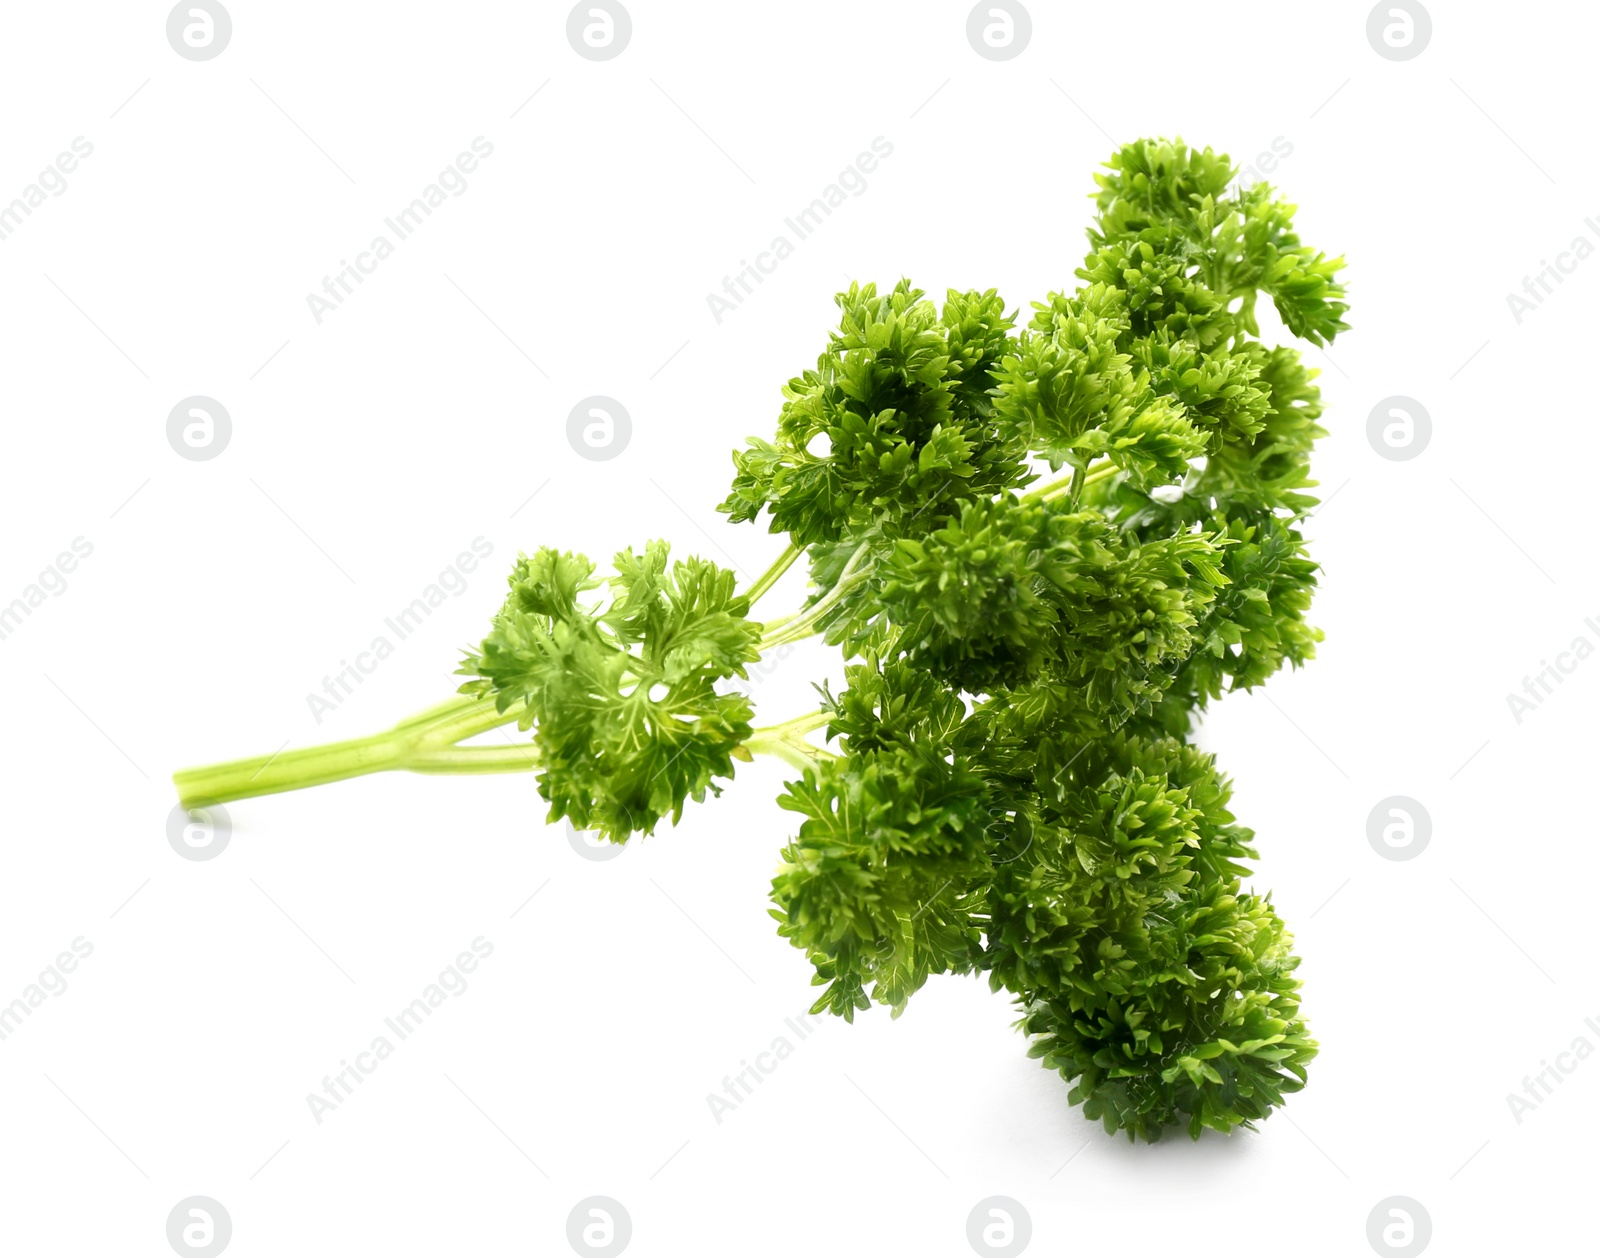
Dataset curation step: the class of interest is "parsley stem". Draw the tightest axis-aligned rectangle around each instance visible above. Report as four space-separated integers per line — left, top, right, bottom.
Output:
742 708 834 770
741 543 801 608
760 540 873 648
743 730 833 769
750 709 831 738
173 695 525 809
743 735 819 771
1020 460 1118 505
407 744 540 774
388 694 487 734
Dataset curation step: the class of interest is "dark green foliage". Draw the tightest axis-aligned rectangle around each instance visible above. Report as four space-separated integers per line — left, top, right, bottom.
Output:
454 138 1345 1141
719 280 1030 545
770 743 992 1019
749 138 1342 1140
862 497 1230 700
987 732 1313 1139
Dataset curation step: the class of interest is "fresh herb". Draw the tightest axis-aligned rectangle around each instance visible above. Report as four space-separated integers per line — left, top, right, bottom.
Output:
175 138 1347 1141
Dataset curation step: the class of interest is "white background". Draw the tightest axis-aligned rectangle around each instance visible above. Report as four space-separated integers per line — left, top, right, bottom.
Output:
0 2 1594 1255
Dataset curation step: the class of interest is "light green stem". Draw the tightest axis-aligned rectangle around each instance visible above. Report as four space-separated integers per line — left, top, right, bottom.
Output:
172 696 528 810
742 709 835 771
407 743 540 774
761 541 873 649
741 543 801 608
750 709 831 739
1021 459 1119 505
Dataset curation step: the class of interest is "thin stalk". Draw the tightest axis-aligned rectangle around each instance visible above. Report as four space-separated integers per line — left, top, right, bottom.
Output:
744 730 835 771
742 708 835 771
741 543 801 609
749 709 832 739
173 696 526 810
407 744 541 774
761 541 873 649
743 735 818 772
388 694 484 734
408 696 521 745
1021 459 1119 506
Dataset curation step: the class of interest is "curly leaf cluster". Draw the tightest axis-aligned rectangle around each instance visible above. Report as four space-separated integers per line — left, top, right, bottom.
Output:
457 542 762 841
720 281 1027 545
752 138 1345 1140
454 137 1344 1143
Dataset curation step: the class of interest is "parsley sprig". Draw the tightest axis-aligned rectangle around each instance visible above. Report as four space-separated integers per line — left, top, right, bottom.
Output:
175 138 1346 1142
